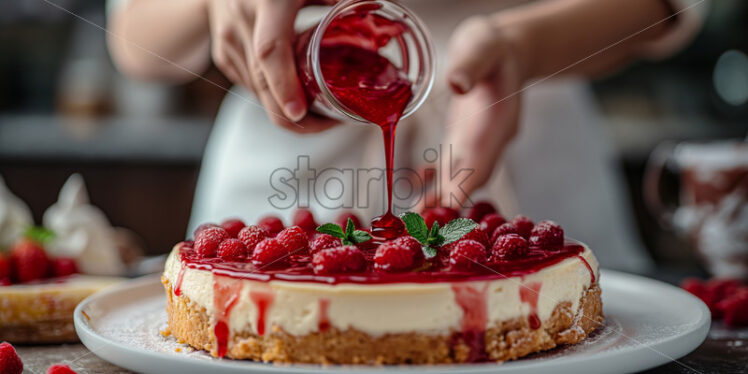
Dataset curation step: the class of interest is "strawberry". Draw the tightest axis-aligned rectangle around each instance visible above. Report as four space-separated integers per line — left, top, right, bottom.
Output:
0 254 11 285
0 342 23 374
10 239 51 283
51 258 78 278
47 364 77 374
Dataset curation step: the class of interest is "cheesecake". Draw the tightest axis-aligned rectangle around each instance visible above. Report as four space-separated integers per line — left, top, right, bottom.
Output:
162 209 603 364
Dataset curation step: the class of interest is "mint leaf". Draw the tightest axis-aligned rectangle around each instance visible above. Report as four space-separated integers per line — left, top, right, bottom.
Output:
345 218 355 237
440 218 477 245
422 245 437 259
400 212 428 244
350 230 372 244
317 220 371 246
25 226 55 245
317 223 345 239
425 221 445 246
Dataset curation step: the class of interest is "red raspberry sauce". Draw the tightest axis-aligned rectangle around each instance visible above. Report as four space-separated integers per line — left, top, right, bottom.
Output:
212 276 242 357
249 289 274 337
318 298 331 332
300 9 412 240
519 281 543 330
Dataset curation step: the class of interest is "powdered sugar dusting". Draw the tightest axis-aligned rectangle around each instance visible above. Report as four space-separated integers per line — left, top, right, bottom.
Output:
93 296 215 362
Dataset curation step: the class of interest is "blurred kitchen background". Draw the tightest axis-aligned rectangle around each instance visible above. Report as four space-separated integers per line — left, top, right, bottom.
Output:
0 0 746 274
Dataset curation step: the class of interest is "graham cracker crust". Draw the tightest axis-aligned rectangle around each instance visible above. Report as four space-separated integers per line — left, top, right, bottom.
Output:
163 277 603 364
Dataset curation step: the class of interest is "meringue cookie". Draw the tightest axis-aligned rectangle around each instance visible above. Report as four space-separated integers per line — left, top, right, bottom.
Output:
43 174 126 276
0 175 33 249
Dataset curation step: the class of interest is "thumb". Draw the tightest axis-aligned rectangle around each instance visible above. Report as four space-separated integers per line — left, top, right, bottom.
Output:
446 18 501 95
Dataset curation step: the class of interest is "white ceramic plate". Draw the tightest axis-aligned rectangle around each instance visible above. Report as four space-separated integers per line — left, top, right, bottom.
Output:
75 270 709 374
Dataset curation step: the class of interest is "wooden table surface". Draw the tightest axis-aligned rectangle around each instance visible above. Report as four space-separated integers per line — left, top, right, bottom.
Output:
15 321 747 374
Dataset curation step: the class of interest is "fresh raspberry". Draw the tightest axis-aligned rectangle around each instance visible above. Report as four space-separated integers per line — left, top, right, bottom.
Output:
10 239 51 283
252 238 289 267
0 342 23 374
292 209 317 231
237 225 269 252
194 227 230 258
258 216 284 236
683 278 745 320
423 207 460 227
479 213 506 236
510 215 535 239
466 201 497 223
310 234 342 254
276 226 308 253
218 239 248 261
312 246 366 275
529 220 564 250
716 287 748 327
47 364 77 374
374 236 423 272
448 239 487 270
461 227 490 248
702 278 741 318
490 223 518 245
220 219 245 238
491 234 529 260
336 211 362 229
0 254 11 285
51 258 78 278
193 223 219 238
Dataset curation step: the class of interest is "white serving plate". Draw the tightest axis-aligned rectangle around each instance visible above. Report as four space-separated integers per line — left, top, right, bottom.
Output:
75 269 709 374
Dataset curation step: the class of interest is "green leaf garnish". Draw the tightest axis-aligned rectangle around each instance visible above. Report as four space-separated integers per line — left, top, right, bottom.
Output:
316 223 345 238
316 218 371 246
350 230 372 244
421 245 437 259
25 226 56 245
399 212 477 259
400 212 428 243
440 218 478 245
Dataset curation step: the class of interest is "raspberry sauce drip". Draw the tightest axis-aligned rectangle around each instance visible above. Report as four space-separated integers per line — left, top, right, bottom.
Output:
519 281 542 330
310 9 412 240
451 283 489 362
249 289 274 336
212 276 242 357
178 241 587 285
575 254 596 283
174 266 186 297
318 298 331 332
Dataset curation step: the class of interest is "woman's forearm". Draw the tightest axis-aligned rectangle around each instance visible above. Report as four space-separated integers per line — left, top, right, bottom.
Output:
108 0 211 82
496 0 673 82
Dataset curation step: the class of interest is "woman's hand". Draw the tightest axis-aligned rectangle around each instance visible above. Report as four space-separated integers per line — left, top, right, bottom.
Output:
206 0 338 133
419 16 526 210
